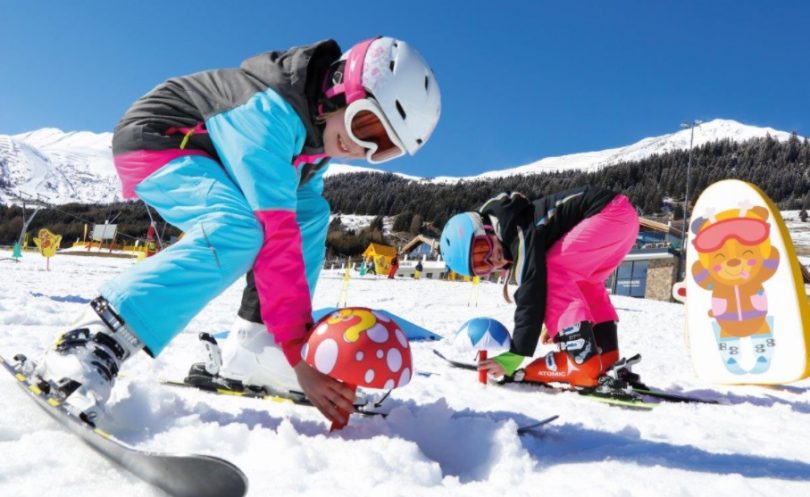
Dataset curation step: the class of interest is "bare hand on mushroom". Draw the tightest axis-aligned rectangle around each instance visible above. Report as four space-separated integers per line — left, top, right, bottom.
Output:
294 361 356 425
540 325 553 345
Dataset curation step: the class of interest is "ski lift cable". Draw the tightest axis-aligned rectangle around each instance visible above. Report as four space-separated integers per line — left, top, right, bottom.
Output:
8 192 156 245
108 210 122 224
17 202 142 243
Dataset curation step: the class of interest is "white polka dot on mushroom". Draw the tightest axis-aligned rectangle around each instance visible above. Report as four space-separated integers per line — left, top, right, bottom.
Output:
364 369 375 384
398 368 411 387
386 348 402 372
395 329 408 348
355 351 364 361
376 349 384 359
313 338 338 374
367 323 389 343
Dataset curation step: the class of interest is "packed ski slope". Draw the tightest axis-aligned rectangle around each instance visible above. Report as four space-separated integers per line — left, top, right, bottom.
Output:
1 253 809 497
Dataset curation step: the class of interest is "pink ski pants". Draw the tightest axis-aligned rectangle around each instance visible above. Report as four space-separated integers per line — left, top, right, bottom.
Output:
544 195 639 337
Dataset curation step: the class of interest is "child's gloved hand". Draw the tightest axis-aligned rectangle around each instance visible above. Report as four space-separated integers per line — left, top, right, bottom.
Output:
480 351 525 378
293 361 356 425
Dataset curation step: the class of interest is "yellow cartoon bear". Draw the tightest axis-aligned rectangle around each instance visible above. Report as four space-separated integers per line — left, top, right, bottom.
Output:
691 205 779 338
691 204 779 375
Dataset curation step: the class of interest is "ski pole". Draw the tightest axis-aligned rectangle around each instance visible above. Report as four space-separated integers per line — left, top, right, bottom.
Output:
468 276 480 307
337 262 352 307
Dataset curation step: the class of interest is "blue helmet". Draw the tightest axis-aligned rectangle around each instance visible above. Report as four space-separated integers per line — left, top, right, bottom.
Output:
440 212 487 277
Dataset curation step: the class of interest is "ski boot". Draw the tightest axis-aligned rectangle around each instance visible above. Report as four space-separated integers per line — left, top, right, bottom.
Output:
36 297 143 423
748 329 776 374
591 321 648 395
186 316 302 395
711 322 748 375
594 321 620 373
517 321 603 387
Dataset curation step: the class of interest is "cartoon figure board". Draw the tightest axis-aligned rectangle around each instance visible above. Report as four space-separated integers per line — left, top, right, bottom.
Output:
683 179 810 384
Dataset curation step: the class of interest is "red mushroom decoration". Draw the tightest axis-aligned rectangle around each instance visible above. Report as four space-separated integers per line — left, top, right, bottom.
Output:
303 307 412 429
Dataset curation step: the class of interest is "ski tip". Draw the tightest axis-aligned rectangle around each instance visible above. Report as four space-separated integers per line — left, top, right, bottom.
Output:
517 414 560 435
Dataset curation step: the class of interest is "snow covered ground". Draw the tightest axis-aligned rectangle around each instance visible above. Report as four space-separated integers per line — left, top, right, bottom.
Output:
1 253 810 497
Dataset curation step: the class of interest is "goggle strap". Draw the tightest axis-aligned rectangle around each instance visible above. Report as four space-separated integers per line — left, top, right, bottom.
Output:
344 37 378 104
324 84 345 99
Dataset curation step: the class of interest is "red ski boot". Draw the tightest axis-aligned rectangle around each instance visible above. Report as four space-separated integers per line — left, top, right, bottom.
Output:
519 322 602 387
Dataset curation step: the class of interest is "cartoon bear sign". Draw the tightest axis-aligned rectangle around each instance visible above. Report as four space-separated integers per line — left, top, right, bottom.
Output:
682 179 810 384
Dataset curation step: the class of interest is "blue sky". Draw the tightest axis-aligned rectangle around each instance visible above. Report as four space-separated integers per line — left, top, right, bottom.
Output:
1 1 808 178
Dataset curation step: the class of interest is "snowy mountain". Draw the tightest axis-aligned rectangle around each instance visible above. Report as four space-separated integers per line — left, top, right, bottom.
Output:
1 119 802 205
320 119 802 183
428 118 803 183
0 128 120 205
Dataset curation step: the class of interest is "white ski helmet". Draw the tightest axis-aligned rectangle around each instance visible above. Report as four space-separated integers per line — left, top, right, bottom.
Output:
325 36 441 162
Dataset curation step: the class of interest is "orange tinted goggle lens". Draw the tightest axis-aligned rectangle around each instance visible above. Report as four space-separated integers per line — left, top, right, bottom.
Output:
350 110 403 161
470 235 495 275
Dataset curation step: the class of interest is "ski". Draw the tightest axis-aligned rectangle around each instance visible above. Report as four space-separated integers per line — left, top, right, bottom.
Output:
431 349 478 371
0 354 248 497
500 375 658 410
517 414 560 436
603 353 719 405
162 372 558 438
628 383 719 405
432 349 716 408
160 371 390 417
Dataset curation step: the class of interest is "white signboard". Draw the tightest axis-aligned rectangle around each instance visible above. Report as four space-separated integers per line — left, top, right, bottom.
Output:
91 224 118 241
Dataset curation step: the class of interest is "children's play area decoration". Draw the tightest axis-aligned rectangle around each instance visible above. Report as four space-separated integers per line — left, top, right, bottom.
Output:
682 179 810 384
33 228 62 270
304 307 413 430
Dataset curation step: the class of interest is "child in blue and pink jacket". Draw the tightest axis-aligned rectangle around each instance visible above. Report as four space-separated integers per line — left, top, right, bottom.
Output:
36 37 441 426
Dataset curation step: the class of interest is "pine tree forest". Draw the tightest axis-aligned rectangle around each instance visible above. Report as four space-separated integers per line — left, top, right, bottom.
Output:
2 135 810 257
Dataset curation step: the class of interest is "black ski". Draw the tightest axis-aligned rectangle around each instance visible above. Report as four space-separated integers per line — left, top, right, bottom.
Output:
602 353 719 405
0 354 248 497
432 349 716 408
161 364 390 417
627 383 719 404
517 414 560 436
498 373 658 409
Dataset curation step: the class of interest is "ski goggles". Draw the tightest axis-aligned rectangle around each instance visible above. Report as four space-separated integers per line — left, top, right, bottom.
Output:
692 217 770 253
470 234 497 276
344 98 406 164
